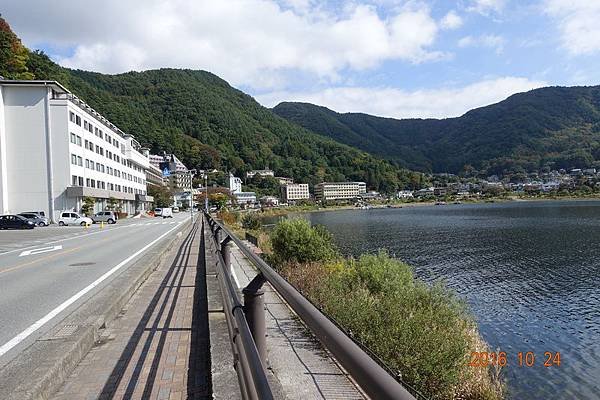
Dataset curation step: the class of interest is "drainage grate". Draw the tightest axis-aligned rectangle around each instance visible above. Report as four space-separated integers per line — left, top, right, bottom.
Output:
48 324 79 339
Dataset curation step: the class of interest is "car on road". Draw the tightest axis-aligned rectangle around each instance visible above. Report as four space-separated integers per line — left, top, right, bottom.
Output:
154 208 163 217
22 211 46 217
58 212 93 226
0 214 35 229
172 206 180 213
18 213 49 226
92 211 118 224
161 207 173 218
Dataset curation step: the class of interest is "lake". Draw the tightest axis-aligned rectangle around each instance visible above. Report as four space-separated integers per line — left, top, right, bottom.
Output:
285 201 600 399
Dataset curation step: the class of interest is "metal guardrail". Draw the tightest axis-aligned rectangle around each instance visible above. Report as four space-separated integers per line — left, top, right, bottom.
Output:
204 212 417 400
203 217 274 400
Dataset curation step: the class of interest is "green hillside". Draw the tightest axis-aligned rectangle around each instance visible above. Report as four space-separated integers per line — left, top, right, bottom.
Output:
0 17 421 193
273 86 600 176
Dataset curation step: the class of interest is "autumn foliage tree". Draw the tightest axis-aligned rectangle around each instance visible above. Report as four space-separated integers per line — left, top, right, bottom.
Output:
0 16 33 79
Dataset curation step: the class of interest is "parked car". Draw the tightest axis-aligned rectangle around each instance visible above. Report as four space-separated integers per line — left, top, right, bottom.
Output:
92 211 118 224
154 208 163 217
161 207 173 218
18 213 49 226
58 212 93 226
0 214 35 229
172 207 180 213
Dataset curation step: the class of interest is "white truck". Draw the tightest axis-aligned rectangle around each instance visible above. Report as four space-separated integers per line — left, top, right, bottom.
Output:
161 207 173 218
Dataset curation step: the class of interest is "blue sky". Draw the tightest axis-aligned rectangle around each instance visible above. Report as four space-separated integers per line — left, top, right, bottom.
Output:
3 0 600 118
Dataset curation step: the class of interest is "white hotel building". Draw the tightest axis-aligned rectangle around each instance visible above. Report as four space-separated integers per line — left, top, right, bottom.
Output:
281 183 310 203
0 80 153 222
314 182 367 202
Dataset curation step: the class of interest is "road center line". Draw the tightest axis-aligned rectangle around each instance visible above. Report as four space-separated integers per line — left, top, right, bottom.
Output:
0 221 184 357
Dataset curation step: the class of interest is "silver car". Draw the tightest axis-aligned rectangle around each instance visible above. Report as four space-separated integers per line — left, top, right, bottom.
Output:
18 213 49 226
92 211 118 224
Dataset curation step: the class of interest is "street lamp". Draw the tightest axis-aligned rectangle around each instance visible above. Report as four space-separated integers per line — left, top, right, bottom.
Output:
188 168 197 221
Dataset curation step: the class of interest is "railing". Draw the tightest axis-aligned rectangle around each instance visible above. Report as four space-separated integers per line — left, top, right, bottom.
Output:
203 217 274 400
204 212 417 400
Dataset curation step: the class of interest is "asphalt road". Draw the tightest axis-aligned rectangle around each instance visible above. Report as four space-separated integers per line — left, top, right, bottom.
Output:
0 213 192 367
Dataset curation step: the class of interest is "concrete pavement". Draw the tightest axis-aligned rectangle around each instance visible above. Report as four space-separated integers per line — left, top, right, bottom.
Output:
0 213 192 367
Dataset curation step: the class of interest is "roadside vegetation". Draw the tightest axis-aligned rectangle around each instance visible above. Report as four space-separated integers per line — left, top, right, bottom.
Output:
226 215 505 400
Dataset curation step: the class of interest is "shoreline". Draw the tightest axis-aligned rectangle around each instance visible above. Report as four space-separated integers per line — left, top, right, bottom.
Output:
256 195 600 219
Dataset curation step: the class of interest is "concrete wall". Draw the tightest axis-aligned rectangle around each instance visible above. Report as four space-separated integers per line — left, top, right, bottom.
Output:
2 86 50 215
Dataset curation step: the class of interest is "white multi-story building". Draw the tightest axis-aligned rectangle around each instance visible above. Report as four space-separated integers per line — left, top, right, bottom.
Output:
149 153 191 192
246 169 274 179
281 183 310 203
314 182 366 202
228 173 243 194
0 80 153 221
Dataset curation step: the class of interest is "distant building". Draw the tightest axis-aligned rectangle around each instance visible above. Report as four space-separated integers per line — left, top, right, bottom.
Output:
397 190 414 199
260 196 279 207
227 173 243 194
415 187 434 197
235 191 256 205
146 163 166 188
314 182 366 201
246 169 274 179
150 153 191 192
276 176 294 185
281 183 310 203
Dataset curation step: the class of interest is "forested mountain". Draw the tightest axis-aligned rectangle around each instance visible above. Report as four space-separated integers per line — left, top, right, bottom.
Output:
0 17 421 192
273 86 600 176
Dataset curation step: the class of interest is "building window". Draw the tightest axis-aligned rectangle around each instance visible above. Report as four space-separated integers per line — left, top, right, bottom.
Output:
70 133 77 144
76 135 82 146
99 130 103 139
71 154 77 165
77 156 83 166
78 176 84 186
84 120 88 130
69 112 76 123
76 115 81 126
72 175 78 186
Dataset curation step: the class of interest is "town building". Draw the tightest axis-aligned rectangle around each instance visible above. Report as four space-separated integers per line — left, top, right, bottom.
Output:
314 182 366 202
146 162 166 188
227 173 256 205
280 183 310 203
246 169 274 179
149 153 191 192
276 176 294 185
397 190 414 199
0 80 153 221
259 196 279 207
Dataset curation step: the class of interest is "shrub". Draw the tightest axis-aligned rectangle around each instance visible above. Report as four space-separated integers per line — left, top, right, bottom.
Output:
241 212 262 230
270 218 338 264
280 251 504 400
218 210 238 226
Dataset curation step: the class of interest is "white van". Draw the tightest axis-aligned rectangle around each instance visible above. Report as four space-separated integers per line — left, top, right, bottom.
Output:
154 208 162 217
161 207 173 218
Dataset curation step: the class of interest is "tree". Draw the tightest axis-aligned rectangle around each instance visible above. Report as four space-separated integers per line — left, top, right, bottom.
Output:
148 185 173 208
81 196 95 216
0 17 34 79
106 197 119 211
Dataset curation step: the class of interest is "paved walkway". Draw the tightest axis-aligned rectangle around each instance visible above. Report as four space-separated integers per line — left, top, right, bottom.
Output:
228 240 366 400
52 221 211 400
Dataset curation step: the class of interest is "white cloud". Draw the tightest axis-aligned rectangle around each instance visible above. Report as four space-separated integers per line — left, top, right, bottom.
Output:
545 0 600 56
458 34 505 54
440 10 463 30
468 0 507 15
3 0 443 89
257 77 546 119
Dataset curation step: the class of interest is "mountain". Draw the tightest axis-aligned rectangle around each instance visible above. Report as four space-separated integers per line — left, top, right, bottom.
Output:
0 17 421 193
273 87 600 176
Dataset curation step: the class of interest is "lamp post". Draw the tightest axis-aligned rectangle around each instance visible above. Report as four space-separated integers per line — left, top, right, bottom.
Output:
204 173 209 212
188 169 197 221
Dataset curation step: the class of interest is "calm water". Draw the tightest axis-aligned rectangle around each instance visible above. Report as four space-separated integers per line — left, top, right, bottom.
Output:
289 201 600 399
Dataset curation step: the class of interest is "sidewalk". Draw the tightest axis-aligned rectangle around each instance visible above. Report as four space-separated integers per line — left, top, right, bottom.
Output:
51 221 210 400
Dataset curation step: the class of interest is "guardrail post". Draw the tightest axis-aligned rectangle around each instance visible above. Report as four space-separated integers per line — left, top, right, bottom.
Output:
243 274 267 365
221 235 232 270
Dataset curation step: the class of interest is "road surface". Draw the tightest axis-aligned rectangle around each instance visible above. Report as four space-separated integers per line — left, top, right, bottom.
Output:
0 213 191 367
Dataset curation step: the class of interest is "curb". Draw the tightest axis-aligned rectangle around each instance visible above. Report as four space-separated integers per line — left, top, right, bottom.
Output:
0 218 194 400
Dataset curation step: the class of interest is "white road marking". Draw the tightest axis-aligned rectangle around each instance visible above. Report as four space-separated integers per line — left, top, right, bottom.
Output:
19 245 63 257
0 221 184 357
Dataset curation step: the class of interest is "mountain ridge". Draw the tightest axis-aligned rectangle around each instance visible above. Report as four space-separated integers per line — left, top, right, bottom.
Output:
273 85 600 175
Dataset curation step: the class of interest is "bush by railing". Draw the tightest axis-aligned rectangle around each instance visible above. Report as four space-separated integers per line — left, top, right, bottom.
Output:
271 219 504 400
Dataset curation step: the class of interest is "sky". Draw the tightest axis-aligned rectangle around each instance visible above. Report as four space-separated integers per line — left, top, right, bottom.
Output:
2 0 600 119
